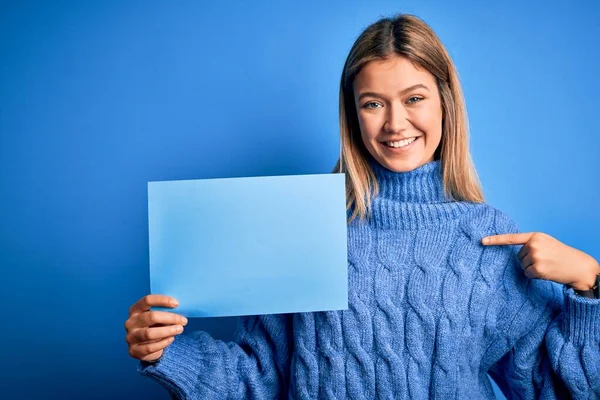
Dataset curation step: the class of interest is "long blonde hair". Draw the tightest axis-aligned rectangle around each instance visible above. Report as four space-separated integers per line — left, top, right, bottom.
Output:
334 14 484 222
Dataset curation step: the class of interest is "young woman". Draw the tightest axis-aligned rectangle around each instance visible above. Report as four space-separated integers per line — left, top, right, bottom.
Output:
125 14 600 399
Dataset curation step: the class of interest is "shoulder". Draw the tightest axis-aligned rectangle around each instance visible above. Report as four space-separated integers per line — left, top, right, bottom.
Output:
457 202 521 242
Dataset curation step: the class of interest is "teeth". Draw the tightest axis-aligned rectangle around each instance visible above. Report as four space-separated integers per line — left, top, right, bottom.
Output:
386 137 417 148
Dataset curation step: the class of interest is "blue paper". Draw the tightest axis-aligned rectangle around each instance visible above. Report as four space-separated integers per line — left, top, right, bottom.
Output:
147 172 348 317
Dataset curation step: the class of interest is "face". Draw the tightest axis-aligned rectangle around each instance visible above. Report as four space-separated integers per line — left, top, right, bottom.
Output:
353 55 443 172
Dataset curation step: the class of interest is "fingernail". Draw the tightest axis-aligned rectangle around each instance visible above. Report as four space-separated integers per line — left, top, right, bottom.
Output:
482 237 489 244
181 317 188 325
176 325 183 333
170 299 178 307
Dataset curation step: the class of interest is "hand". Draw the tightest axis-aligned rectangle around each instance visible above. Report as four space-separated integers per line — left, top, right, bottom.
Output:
482 232 600 291
125 294 188 362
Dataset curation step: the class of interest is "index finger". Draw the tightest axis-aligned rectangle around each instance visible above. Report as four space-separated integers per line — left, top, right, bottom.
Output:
482 232 535 246
130 295 178 316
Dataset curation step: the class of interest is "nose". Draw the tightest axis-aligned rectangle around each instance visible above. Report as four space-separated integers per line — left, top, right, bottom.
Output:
383 102 410 134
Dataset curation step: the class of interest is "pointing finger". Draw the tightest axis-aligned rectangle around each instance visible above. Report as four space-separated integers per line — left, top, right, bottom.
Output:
482 232 535 246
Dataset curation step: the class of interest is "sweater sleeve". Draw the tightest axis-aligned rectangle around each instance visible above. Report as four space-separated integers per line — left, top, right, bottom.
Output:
484 210 600 399
137 313 294 400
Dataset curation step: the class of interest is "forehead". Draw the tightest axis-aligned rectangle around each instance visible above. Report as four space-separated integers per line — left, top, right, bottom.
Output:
354 55 436 91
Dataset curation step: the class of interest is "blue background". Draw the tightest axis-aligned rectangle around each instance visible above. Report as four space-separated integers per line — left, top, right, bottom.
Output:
1 1 598 398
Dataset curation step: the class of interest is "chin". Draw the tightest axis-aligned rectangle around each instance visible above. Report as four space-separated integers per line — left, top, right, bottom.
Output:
379 157 423 173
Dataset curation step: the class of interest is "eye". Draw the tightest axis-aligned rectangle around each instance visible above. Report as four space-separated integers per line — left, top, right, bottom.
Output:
406 96 423 104
362 101 382 109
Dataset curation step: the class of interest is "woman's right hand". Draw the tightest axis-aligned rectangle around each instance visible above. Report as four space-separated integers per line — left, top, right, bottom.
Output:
125 294 188 362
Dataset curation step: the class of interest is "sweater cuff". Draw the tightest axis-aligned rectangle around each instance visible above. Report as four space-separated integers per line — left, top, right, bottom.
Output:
137 333 206 399
563 286 600 346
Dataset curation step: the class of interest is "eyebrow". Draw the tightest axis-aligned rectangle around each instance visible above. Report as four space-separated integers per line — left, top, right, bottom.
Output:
357 84 430 101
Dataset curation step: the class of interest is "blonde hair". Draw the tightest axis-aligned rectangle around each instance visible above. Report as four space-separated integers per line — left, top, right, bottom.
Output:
334 14 484 222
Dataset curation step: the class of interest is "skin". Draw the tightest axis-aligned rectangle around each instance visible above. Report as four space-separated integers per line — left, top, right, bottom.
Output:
124 55 598 362
482 233 599 291
125 294 187 362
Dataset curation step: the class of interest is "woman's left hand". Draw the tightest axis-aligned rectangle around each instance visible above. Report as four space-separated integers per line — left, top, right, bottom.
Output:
482 232 599 291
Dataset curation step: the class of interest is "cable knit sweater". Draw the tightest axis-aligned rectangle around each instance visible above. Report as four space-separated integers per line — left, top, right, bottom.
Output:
139 160 600 399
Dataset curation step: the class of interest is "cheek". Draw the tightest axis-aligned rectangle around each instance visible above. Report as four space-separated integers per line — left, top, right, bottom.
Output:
357 113 378 142
414 106 443 141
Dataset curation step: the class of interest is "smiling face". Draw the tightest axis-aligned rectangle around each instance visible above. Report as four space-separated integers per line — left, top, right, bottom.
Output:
353 55 443 172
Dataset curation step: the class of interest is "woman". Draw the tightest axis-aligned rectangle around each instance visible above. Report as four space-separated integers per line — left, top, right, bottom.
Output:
125 14 600 399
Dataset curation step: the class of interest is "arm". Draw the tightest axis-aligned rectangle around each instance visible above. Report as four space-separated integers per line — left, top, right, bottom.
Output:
488 283 600 399
138 313 294 400
483 211 600 399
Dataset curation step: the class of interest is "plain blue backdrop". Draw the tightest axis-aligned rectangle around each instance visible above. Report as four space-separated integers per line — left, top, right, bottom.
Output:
1 1 598 399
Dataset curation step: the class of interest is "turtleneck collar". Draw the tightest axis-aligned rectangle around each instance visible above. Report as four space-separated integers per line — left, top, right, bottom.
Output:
370 158 449 204
365 158 479 230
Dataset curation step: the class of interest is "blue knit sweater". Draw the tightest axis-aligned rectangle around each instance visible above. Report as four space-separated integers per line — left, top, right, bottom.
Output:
139 160 600 399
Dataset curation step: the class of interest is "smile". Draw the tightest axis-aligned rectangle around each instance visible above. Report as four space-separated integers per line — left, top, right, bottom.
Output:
383 137 419 149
